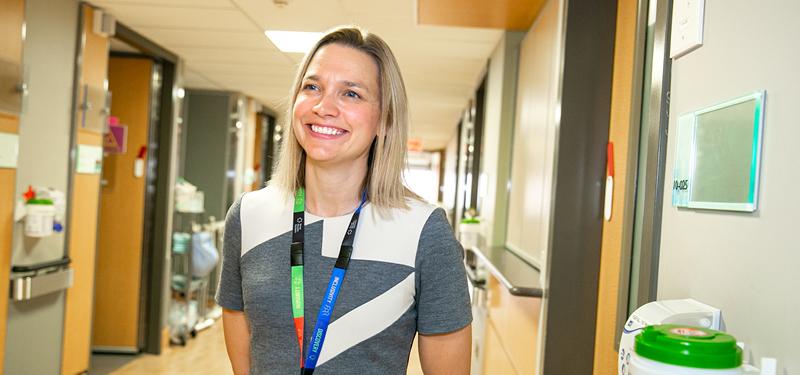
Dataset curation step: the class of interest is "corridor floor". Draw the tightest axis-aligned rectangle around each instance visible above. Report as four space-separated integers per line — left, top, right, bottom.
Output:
92 321 233 374
92 320 425 374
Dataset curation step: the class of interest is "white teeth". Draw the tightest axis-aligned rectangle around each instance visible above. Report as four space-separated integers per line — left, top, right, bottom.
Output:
310 125 344 136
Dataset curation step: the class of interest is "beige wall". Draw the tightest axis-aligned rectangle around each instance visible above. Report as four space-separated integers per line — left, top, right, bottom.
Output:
478 31 523 247
658 1 800 372
504 0 563 269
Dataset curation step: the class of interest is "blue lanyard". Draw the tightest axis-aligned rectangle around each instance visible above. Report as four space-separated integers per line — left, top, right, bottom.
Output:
293 190 367 375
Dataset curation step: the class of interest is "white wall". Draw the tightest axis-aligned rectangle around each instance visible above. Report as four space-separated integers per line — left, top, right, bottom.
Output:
504 0 563 268
658 1 800 372
442 131 458 223
478 31 523 247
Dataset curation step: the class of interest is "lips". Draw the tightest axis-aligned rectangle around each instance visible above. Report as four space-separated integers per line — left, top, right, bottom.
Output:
307 124 348 138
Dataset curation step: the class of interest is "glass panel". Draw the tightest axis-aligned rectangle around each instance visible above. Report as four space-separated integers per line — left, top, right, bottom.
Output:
691 99 757 204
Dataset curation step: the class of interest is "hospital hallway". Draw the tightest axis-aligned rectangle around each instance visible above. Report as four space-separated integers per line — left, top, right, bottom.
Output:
1 0 798 374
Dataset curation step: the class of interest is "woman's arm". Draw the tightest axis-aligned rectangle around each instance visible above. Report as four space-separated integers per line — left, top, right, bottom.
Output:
222 308 251 375
418 324 472 374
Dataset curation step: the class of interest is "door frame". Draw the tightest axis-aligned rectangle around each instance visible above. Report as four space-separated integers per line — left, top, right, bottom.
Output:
539 0 618 373
111 22 179 355
622 0 674 320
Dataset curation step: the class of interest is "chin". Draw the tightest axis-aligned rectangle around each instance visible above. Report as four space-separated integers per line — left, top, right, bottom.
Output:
304 148 341 164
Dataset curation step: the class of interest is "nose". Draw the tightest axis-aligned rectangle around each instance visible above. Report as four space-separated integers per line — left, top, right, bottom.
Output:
312 91 338 117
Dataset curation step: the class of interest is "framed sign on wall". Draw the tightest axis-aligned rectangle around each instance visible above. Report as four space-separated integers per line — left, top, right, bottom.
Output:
672 91 766 212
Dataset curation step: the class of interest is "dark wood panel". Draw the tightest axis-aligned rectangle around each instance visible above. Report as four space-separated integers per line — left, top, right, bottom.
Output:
0 0 23 370
417 0 546 31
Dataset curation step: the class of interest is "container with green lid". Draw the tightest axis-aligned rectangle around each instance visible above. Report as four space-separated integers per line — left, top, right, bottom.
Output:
630 324 743 374
25 198 56 237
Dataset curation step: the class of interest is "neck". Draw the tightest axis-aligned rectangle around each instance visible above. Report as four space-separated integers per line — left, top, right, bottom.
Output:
303 156 368 217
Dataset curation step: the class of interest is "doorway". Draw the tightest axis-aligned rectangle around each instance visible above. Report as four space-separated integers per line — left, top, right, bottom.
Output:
89 22 179 366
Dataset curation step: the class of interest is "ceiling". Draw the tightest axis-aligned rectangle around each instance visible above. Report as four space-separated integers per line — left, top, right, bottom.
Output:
91 0 504 149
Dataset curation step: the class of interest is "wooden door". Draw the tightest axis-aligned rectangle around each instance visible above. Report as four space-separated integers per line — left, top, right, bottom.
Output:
592 0 639 373
0 0 25 370
91 56 153 351
61 4 110 373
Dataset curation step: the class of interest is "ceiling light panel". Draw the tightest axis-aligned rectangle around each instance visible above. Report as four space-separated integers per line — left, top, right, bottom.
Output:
264 30 323 53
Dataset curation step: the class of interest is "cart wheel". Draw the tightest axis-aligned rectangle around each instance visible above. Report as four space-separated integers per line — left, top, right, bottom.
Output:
170 335 187 346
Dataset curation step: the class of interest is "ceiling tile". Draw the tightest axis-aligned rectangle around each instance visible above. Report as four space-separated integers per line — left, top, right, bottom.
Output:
134 28 269 49
96 3 256 31
95 0 234 8
232 0 349 31
183 69 223 89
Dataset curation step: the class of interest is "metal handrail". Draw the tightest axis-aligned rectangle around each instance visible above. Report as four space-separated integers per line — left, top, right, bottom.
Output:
11 256 71 274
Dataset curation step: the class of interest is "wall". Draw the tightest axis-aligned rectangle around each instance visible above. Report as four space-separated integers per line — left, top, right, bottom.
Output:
3 0 78 373
483 274 542 374
658 1 800 372
441 129 458 221
504 0 563 268
183 90 232 220
478 31 523 247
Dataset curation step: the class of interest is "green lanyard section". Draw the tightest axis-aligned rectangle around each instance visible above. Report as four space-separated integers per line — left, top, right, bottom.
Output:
290 188 306 366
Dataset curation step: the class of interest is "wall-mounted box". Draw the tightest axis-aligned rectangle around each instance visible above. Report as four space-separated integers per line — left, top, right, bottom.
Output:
672 91 765 212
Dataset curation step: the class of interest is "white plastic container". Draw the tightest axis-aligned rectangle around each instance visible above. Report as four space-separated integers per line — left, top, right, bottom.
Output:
458 219 481 249
25 200 55 237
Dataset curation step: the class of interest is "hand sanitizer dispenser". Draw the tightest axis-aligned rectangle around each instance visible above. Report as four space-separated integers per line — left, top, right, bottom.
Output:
619 299 721 375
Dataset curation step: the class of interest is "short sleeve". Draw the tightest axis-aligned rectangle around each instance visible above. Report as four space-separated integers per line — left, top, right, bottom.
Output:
415 208 472 335
215 197 244 311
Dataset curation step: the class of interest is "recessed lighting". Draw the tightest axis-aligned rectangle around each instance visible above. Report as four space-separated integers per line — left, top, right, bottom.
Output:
264 30 323 53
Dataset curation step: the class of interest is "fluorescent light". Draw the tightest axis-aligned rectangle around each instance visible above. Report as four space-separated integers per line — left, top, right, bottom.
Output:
264 30 323 53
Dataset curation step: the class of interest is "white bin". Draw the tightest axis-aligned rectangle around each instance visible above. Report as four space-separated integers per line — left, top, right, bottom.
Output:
25 201 55 237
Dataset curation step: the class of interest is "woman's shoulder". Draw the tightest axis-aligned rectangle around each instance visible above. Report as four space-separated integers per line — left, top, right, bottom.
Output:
238 183 293 227
240 183 291 212
373 197 446 228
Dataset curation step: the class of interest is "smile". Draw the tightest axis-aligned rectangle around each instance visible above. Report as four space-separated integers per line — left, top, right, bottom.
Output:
309 124 347 136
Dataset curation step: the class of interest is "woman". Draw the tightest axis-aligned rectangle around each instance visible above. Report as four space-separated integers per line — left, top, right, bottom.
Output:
216 26 472 375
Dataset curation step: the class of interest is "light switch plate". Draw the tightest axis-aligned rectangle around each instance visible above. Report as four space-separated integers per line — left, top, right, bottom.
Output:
670 0 705 58
0 132 20 168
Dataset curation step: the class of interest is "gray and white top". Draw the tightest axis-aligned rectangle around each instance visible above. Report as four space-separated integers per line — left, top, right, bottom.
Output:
216 185 472 375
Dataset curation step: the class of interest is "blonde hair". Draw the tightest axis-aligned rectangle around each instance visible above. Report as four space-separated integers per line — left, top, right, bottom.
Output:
272 26 418 210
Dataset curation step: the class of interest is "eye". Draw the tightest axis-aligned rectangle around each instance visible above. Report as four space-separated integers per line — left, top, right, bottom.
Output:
344 90 361 99
302 83 319 91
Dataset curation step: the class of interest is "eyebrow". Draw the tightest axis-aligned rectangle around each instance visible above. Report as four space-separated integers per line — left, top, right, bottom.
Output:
304 75 371 94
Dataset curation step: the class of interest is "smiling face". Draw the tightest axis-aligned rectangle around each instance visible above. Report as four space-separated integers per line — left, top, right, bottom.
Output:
292 43 381 167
